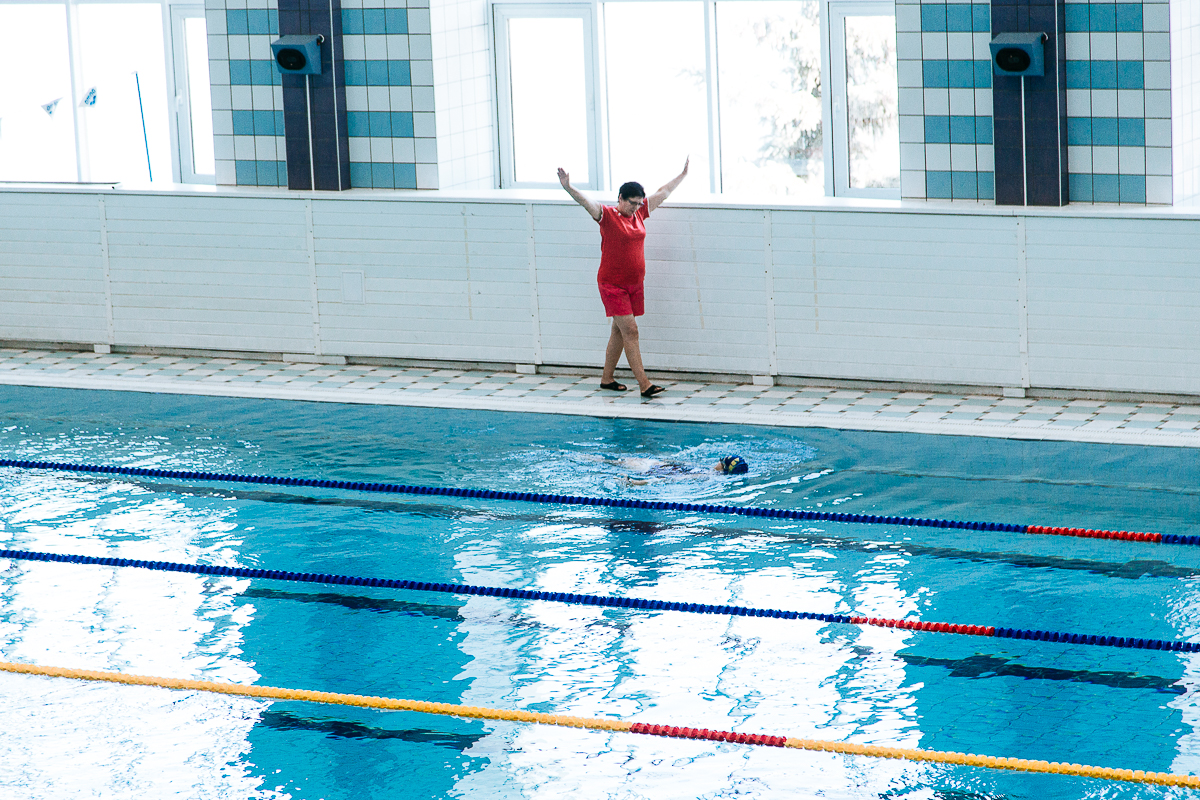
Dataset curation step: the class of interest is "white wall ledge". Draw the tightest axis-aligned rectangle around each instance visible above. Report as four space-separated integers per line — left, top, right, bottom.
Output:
4 181 1200 221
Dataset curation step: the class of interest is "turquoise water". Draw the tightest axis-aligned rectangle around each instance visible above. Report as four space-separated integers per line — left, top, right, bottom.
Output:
0 384 1199 799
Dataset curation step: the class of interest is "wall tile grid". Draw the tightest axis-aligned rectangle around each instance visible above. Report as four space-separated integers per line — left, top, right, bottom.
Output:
207 0 438 188
1171 0 1200 203
898 0 1172 204
342 0 439 189
897 0 996 200
1063 0 1170 204
206 0 289 187
430 0 495 189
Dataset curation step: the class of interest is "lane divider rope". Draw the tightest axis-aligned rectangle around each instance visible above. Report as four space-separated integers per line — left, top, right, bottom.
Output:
3 547 1196 653
0 459 1188 546
0 660 1194 787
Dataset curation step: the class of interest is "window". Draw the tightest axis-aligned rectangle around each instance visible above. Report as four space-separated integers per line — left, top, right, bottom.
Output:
491 0 897 199
717 0 823 197
76 3 172 184
171 5 216 183
603 1 711 196
0 0 202 185
827 1 899 196
0 5 77 182
493 4 600 188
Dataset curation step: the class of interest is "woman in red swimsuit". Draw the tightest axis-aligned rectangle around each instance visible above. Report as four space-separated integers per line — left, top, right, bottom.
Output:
557 159 689 398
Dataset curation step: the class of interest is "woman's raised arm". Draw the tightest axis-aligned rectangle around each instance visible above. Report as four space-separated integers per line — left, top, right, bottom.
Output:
647 157 689 213
558 168 603 221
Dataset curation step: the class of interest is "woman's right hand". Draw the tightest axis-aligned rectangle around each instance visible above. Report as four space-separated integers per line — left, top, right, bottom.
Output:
557 167 570 189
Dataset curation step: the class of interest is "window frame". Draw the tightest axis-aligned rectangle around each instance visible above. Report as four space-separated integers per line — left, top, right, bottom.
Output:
490 0 900 199
823 0 900 199
0 0 195 185
169 4 216 184
491 2 604 189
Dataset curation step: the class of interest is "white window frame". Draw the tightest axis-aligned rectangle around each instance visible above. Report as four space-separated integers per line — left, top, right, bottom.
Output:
0 0 199 185
169 3 215 184
492 3 604 189
823 0 899 198
490 0 900 198
595 0 722 193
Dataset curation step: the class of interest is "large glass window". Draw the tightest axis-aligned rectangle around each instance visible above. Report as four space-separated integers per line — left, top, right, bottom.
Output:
603 1 710 197
492 0 897 199
716 0 822 197
77 3 171 184
494 4 599 188
0 5 78 182
0 0 202 185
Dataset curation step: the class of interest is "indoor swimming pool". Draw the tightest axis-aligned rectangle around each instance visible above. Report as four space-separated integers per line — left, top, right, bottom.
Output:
0 383 1198 799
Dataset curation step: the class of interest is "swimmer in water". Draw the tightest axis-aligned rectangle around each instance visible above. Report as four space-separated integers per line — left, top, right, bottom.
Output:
584 453 748 484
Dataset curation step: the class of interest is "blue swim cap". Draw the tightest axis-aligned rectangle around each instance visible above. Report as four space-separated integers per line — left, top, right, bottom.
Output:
719 455 748 474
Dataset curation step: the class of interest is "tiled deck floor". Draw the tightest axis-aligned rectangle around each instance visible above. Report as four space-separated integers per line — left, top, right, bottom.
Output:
3 348 1200 447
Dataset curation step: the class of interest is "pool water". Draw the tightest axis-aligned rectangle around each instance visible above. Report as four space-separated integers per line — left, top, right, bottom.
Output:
0 384 1198 799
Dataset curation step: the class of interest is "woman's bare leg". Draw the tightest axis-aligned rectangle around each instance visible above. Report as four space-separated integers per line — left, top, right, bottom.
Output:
602 319 625 384
611 315 650 391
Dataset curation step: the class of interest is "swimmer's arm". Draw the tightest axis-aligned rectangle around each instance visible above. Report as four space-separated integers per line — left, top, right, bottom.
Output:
557 168 603 221
647 157 689 213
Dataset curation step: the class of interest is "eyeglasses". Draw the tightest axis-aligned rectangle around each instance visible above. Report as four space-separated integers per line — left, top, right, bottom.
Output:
620 197 644 206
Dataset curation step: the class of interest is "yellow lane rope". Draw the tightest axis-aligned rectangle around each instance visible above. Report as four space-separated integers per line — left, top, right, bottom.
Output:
1 660 1194 788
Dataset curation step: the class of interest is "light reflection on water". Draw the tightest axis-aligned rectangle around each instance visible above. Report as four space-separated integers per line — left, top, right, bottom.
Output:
0 386 1199 798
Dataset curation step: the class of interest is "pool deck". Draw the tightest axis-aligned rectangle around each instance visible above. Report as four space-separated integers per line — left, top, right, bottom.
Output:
3 347 1200 448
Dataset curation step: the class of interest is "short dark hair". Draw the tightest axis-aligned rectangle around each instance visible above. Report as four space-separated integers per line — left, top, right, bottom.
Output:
618 181 645 200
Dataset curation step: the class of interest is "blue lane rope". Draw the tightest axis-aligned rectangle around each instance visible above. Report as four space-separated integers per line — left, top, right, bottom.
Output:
1 547 1196 653
2 458 1194 545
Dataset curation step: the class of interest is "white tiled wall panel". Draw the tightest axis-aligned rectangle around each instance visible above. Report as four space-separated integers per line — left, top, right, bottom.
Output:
101 195 314 351
0 193 108 343
314 200 531 359
10 189 1200 395
1026 216 1200 389
773 211 1020 384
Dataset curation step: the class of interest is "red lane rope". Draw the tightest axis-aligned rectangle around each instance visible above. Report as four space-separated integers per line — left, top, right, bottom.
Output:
1027 526 1162 543
629 723 787 747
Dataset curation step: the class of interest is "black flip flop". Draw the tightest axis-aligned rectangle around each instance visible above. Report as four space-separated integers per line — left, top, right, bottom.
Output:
640 384 666 398
600 381 627 391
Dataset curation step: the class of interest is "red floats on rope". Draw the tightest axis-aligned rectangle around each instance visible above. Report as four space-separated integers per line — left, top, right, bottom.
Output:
1026 525 1162 544
629 723 787 747
850 617 998 637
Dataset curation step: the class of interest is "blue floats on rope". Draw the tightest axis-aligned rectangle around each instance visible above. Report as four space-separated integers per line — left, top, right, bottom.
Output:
0 458 1032 535
0 458 1188 546
0 546 1195 653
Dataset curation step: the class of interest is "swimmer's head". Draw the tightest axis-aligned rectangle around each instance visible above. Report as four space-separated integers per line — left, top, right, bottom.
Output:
717 455 748 474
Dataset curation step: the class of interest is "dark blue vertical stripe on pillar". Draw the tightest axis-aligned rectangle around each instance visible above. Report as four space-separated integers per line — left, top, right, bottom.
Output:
279 0 350 190
990 0 1067 206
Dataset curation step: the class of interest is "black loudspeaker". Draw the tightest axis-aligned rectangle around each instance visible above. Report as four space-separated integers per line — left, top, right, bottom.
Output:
990 32 1046 78
271 35 325 75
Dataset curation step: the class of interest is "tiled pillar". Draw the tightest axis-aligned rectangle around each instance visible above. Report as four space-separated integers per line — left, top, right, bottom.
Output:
991 0 1068 205
342 0 438 189
430 0 494 189
896 0 996 201
278 0 351 190
207 0 290 187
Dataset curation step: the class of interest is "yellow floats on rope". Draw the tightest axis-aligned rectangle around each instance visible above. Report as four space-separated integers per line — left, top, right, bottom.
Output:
0 660 1195 788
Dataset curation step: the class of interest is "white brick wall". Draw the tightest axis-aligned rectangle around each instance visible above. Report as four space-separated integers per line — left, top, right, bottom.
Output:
7 186 1200 395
